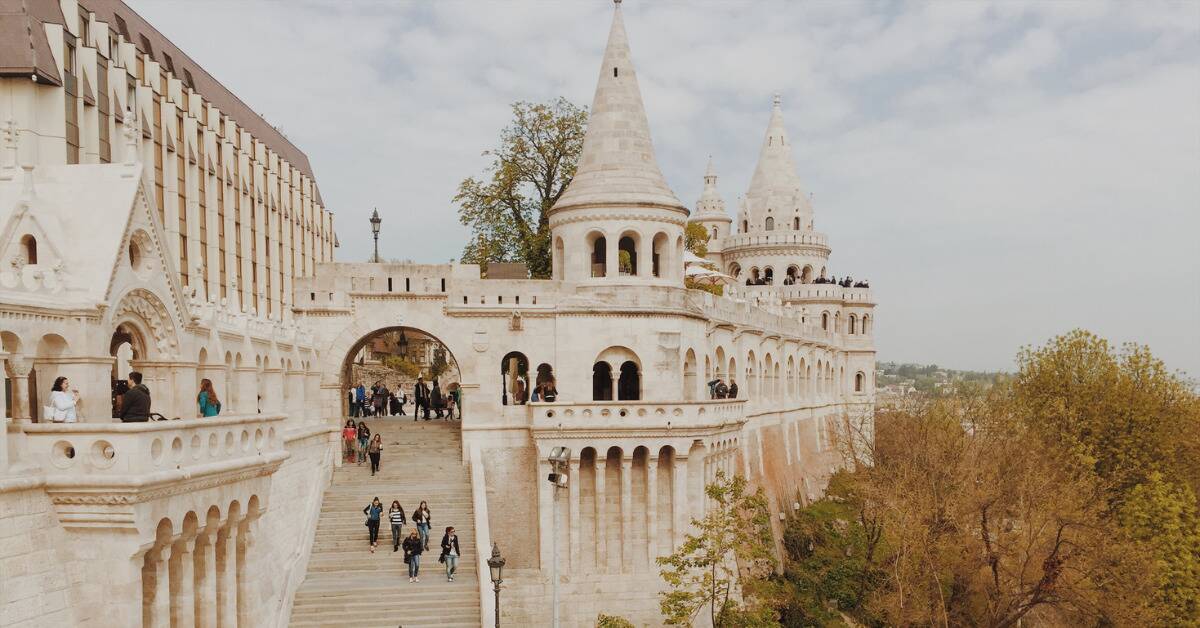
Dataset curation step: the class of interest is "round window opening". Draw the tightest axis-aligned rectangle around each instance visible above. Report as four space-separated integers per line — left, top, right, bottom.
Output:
128 230 153 279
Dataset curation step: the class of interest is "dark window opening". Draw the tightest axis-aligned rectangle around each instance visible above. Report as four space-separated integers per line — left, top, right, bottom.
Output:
613 67 618 77
387 277 393 292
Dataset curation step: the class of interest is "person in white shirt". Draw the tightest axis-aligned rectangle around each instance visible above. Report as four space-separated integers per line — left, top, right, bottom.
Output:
48 376 79 423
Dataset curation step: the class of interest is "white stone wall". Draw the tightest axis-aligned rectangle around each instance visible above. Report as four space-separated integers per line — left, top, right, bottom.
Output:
0 487 77 627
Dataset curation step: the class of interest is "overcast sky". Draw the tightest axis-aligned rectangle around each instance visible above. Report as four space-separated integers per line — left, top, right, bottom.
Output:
127 0 1200 376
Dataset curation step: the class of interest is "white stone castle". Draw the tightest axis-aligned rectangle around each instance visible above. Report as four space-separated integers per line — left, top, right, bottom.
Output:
0 1 874 626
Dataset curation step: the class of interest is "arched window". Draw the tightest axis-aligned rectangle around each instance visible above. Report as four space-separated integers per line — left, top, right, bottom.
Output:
590 234 607 277
553 237 564 279
618 234 638 276
728 263 741 278
801 265 813 284
763 267 774 284
765 217 774 231
862 315 871 335
849 315 858 335
500 351 529 405
618 361 640 400
855 371 865 393
793 217 800 230
711 227 718 240
786 265 798 284
741 220 748 232
592 362 613 400
821 312 829 331
534 363 556 401
20 235 37 264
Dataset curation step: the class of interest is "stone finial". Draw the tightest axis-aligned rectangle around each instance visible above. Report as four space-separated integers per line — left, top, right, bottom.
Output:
773 93 782 107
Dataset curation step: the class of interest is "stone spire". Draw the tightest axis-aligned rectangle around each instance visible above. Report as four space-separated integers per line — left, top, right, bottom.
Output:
551 0 685 213
694 156 726 216
746 94 807 199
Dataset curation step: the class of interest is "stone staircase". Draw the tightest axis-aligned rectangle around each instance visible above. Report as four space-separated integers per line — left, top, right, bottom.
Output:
289 419 480 627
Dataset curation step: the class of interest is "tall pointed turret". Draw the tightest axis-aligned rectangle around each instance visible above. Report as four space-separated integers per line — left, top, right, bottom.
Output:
689 156 733 259
739 95 814 234
551 0 685 213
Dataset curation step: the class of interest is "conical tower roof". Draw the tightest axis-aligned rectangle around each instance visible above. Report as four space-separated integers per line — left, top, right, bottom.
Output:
551 1 685 214
746 94 808 200
694 156 729 219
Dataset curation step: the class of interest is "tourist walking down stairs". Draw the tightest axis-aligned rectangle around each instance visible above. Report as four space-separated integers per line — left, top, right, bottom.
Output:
389 501 407 552
363 497 383 553
403 530 424 582
356 421 371 465
342 420 358 463
413 501 432 550
440 526 461 582
367 434 383 476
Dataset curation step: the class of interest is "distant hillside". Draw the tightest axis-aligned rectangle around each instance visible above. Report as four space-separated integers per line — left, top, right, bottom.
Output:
876 361 1008 395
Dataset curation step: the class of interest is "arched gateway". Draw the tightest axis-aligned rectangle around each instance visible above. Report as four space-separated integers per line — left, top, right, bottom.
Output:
338 326 462 418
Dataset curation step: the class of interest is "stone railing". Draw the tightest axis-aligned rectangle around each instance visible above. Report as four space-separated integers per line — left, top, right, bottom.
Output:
721 231 829 250
728 284 873 303
22 413 287 480
529 398 746 440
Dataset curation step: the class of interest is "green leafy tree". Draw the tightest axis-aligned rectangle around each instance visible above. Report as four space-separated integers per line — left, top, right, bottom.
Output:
595 614 635 628
657 470 779 627
684 222 710 258
455 98 587 278
429 345 450 379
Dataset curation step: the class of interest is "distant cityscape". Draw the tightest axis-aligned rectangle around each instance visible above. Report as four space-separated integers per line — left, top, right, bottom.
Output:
875 361 1008 399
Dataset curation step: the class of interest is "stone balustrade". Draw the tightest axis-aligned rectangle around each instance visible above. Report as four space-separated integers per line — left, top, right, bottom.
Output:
23 413 287 480
530 398 745 443
721 231 830 250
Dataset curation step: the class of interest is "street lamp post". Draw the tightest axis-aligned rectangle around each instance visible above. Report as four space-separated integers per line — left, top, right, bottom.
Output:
369 208 382 262
487 543 506 628
546 447 572 628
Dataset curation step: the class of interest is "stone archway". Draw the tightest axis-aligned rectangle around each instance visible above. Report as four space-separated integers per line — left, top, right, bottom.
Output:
339 326 463 420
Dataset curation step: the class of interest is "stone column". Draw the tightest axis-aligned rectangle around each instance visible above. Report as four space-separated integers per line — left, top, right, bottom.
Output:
638 236 652 278
568 458 581 573
218 525 238 627
236 529 253 626
594 456 607 571
196 530 218 628
672 456 688 550
7 357 31 420
153 545 172 628
173 538 196 628
305 370 322 423
646 457 658 566
234 367 257 415
605 235 618 279
620 456 633 572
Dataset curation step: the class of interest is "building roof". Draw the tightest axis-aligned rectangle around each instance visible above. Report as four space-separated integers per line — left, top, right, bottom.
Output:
551 1 685 214
745 95 809 204
0 0 323 205
0 0 65 85
693 156 729 220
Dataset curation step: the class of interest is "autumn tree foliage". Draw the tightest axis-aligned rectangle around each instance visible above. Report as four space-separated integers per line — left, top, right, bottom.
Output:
780 331 1198 627
455 98 587 278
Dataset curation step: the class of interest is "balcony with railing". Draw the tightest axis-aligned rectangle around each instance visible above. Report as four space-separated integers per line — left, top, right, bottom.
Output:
528 399 746 451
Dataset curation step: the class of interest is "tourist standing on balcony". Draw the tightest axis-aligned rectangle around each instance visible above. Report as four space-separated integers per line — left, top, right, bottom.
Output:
342 420 358 463
367 434 383 476
706 378 720 399
440 526 461 582
413 501 432 550
715 379 729 399
48 376 79 423
403 530 423 582
363 497 383 553
356 422 371 465
728 379 739 399
389 501 407 552
414 376 430 420
119 371 151 422
197 379 221 417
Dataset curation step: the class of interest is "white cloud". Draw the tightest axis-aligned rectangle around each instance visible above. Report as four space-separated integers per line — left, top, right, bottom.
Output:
126 0 1200 376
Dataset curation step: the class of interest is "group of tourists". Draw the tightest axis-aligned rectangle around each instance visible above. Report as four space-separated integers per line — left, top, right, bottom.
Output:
812 275 869 288
341 420 386 474
348 376 461 420
361 498 459 582
504 376 558 405
706 378 739 400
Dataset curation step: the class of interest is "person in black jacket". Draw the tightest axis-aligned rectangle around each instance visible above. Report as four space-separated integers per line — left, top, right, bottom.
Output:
363 497 383 553
430 379 444 419
440 526 462 582
119 371 151 422
728 379 739 399
402 530 424 582
414 377 431 421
